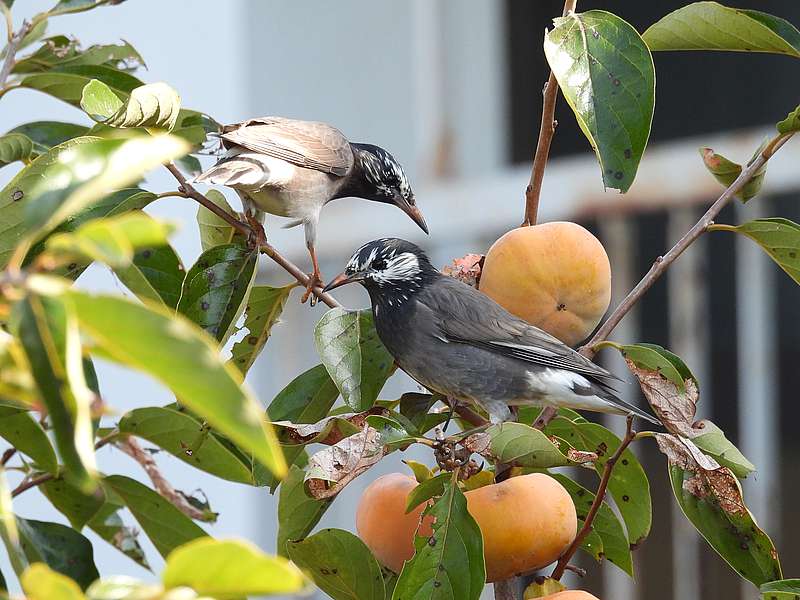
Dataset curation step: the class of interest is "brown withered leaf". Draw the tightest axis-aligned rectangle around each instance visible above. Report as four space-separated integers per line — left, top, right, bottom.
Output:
304 426 386 499
655 433 745 516
626 358 697 437
566 448 599 464
441 253 484 288
463 432 491 454
272 407 389 446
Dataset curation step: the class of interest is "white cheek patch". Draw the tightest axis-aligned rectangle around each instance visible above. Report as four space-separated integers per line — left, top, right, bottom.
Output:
372 252 420 284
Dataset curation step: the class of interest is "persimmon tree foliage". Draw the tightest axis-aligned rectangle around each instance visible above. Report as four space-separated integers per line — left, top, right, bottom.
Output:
0 1 799 600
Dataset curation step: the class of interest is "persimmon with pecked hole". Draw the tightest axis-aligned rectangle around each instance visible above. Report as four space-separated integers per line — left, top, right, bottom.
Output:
355 472 577 581
479 222 611 347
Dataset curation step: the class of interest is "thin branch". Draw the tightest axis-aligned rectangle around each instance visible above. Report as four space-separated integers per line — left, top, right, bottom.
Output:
117 437 215 522
551 415 636 581
163 162 341 308
10 431 117 498
454 404 487 427
522 0 577 226
579 131 794 359
0 19 30 90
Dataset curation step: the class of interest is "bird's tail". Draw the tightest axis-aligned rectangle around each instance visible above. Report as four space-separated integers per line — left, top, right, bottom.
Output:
601 389 661 425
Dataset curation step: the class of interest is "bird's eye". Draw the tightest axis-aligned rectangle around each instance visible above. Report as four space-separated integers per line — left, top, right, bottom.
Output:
372 258 387 270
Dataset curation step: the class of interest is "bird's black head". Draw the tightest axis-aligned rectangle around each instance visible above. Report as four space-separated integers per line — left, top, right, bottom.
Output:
323 238 439 304
340 144 428 234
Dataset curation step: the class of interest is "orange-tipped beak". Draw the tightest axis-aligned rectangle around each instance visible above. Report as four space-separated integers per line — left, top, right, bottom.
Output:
322 272 359 293
394 193 429 234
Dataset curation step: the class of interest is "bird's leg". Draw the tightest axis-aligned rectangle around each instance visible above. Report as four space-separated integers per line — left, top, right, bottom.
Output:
236 191 267 248
301 244 323 305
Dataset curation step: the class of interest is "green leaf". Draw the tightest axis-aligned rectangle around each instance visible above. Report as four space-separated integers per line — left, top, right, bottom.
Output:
114 244 185 308
259 364 339 489
606 341 695 389
104 475 207 558
45 212 175 268
277 466 332 556
47 0 121 17
477 422 576 468
287 528 384 600
82 81 181 130
0 407 57 473
177 244 258 345
549 473 633 577
40 477 104 529
197 190 237 251
404 460 434 483
547 418 651 545
405 472 450 513
86 497 149 570
392 474 485 600
692 420 755 478
18 518 99 589
62 288 286 478
173 109 220 148
699 146 766 202
21 563 86 600
229 284 293 376
162 538 307 598
0 467 27 577
544 10 655 193
118 406 255 484
314 308 395 411
657 434 780 586
11 294 96 492
643 3 800 57
0 133 34 169
13 38 143 75
8 121 89 154
761 580 800 599
777 106 800 134
79 79 123 122
18 65 142 108
710 218 800 285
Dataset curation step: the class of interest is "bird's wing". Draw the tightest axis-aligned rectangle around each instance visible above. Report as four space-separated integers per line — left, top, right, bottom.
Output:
422 276 620 385
218 117 354 176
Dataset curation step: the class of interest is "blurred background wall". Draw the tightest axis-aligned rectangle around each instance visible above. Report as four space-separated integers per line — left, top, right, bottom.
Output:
2 1 800 599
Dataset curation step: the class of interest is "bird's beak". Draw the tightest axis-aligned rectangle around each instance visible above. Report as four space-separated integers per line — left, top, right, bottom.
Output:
322 272 361 293
394 193 429 234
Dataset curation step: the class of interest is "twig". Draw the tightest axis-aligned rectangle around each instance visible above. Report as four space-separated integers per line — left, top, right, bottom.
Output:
0 19 30 90
579 131 794 359
163 162 341 308
116 437 215 522
551 415 636 580
10 431 117 498
564 563 587 577
522 0 577 226
0 449 16 467
454 404 487 427
493 578 519 600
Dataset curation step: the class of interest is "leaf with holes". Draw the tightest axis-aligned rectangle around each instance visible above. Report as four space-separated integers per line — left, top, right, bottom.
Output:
18 518 99 590
547 417 651 545
287 528 384 600
656 434 781 586
104 475 207 558
711 218 800 284
197 189 237 250
549 473 633 577
118 406 254 484
0 134 34 169
544 10 655 192
114 244 185 308
57 286 285 477
643 3 800 56
178 244 258 345
45 212 175 268
229 284 294 376
0 406 57 473
82 80 181 130
392 474 485 600
163 538 307 598
277 466 332 556
699 146 766 202
314 308 395 411
11 294 96 492
305 427 386 499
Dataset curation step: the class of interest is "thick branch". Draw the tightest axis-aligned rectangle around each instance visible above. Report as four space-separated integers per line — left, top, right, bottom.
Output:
164 163 340 308
550 415 636 581
493 579 518 600
455 404 487 427
522 0 577 227
580 131 793 359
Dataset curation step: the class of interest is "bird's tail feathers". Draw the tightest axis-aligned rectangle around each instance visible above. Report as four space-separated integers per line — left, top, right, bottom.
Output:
604 394 661 425
194 159 263 187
